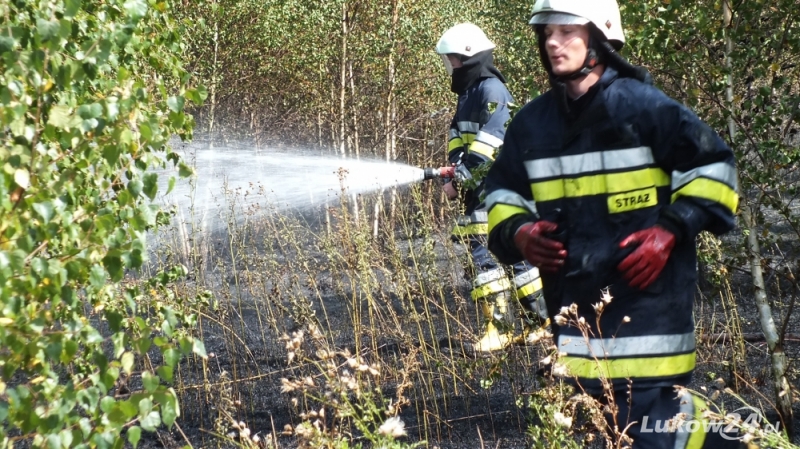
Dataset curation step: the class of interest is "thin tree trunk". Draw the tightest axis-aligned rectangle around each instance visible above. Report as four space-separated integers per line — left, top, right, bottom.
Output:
348 61 360 159
207 0 219 134
724 0 794 435
373 194 381 238
339 1 348 157
384 0 399 161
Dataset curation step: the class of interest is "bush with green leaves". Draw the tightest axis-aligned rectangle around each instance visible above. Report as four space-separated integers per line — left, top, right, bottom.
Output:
0 0 207 447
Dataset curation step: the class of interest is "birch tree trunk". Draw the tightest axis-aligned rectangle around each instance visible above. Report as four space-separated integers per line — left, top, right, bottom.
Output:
384 0 399 161
723 0 794 435
207 0 219 134
339 1 348 156
348 60 360 159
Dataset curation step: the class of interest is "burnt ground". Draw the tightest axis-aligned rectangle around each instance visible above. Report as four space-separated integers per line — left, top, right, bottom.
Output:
138 200 800 449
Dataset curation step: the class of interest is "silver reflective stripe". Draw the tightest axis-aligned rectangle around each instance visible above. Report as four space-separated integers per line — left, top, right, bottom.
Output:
485 189 538 215
672 162 738 191
457 121 481 134
524 147 655 180
449 129 461 139
557 332 695 358
514 266 541 288
673 390 694 449
603 147 656 170
474 267 505 287
475 130 504 148
455 211 488 226
470 211 488 223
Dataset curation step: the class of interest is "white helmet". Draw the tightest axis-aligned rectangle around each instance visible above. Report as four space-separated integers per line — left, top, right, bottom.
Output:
529 0 625 49
436 23 496 75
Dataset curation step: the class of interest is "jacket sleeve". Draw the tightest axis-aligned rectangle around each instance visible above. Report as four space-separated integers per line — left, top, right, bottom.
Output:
469 84 512 162
484 117 539 264
447 115 466 165
647 92 738 240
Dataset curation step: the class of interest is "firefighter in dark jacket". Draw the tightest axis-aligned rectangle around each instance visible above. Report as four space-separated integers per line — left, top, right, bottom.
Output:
484 0 745 447
436 23 547 353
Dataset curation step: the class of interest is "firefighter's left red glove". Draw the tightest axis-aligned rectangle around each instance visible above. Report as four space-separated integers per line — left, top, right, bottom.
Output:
617 226 676 290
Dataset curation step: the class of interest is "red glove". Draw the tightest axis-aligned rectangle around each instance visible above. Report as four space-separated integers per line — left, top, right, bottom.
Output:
514 221 567 273
617 226 676 290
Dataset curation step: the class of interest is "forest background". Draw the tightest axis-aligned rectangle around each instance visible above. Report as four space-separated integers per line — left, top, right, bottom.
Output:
1 0 799 448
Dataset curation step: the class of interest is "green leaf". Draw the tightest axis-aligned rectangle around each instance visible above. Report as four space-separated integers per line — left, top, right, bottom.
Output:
192 339 207 358
90 264 106 289
123 0 148 21
162 347 180 368
127 426 141 448
48 105 81 129
177 162 194 178
121 352 135 375
142 371 159 393
64 0 81 18
14 169 30 189
159 392 179 427
157 365 173 383
33 201 54 223
166 96 185 113
36 19 60 41
0 36 15 53
142 173 158 200
105 309 124 332
77 103 103 119
139 411 160 432
128 179 143 197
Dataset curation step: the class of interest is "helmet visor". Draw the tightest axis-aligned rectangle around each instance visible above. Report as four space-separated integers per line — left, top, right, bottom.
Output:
440 54 454 76
529 12 590 26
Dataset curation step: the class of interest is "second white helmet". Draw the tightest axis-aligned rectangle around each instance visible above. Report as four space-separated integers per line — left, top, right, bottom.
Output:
436 23 495 76
529 0 625 49
436 23 496 57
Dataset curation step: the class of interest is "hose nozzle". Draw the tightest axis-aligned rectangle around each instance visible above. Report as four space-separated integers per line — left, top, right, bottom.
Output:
422 166 456 180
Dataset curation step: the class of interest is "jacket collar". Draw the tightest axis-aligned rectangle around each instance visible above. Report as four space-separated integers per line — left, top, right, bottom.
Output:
551 65 620 120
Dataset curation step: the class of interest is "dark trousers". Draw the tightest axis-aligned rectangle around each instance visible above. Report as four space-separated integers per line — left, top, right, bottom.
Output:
604 387 744 449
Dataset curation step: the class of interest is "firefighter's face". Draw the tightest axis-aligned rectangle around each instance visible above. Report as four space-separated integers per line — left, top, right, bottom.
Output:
543 24 590 76
446 54 463 69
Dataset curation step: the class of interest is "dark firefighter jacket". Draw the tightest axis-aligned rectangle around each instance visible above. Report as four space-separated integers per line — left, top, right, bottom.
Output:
484 65 738 393
448 76 513 237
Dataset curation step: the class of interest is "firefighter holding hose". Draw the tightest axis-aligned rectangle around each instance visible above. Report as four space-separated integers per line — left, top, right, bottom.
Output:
483 0 745 447
433 23 547 354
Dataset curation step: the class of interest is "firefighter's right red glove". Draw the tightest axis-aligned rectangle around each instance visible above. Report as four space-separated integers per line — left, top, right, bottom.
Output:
513 221 567 273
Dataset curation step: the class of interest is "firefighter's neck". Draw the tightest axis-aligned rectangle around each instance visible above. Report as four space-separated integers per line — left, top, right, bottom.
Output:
565 64 605 99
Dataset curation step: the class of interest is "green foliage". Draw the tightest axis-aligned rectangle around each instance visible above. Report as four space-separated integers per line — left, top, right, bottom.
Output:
0 0 207 446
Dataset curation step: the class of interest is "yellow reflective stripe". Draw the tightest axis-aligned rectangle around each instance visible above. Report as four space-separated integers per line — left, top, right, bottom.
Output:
488 204 529 233
517 277 543 298
531 168 669 202
469 140 496 160
561 352 695 379
461 133 476 145
685 394 708 449
448 137 464 152
671 178 739 213
451 223 489 236
471 278 512 300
